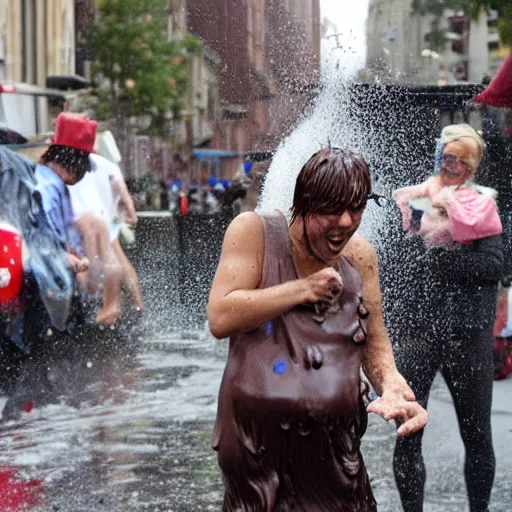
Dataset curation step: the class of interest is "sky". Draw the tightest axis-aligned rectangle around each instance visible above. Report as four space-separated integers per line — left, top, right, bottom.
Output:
320 0 370 69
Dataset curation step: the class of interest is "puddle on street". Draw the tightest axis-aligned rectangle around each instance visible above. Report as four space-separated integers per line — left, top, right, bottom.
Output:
0 329 509 511
0 330 226 511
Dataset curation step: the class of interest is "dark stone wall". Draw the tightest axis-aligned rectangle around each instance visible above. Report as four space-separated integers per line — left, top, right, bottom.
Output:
128 212 231 332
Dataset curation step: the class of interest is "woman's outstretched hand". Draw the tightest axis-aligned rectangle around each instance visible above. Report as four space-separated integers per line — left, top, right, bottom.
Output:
367 388 428 437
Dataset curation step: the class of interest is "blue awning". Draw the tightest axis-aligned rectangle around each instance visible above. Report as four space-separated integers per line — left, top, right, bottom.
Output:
192 148 239 160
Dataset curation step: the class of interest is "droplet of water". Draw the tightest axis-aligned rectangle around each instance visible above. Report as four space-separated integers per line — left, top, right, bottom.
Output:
297 421 311 436
280 416 291 430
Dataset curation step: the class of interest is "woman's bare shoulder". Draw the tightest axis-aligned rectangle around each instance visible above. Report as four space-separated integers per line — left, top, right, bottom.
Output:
224 211 263 240
220 211 264 259
343 233 377 266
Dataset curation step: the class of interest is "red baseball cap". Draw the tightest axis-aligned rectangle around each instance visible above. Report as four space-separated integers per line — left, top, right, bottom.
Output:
52 113 98 153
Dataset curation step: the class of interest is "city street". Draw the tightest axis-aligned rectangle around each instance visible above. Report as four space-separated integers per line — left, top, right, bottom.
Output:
0 328 510 511
1 0 511 511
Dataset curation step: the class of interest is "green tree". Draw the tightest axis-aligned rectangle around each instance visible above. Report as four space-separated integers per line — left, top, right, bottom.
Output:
88 0 200 135
493 2 512 46
412 0 453 52
412 0 512 49
458 0 512 46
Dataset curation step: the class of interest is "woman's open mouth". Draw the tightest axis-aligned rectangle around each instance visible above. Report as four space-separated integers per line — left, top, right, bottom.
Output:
441 167 461 177
327 237 345 252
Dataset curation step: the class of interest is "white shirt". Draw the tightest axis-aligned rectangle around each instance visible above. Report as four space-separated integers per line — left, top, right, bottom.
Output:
68 153 123 241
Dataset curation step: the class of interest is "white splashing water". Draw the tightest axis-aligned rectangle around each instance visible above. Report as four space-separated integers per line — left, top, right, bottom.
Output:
255 36 443 345
258 38 390 243
260 41 359 210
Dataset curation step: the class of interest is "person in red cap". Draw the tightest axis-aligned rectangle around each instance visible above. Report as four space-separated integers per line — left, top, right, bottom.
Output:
35 113 98 273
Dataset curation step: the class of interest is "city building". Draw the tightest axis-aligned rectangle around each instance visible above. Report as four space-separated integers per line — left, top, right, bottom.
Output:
0 0 22 82
1 0 321 181
365 0 509 85
0 0 76 136
487 9 510 77
365 0 427 82
0 0 75 86
187 0 321 177
71 0 223 181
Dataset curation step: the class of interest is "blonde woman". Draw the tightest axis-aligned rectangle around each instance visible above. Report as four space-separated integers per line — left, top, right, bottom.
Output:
392 124 503 512
393 124 502 248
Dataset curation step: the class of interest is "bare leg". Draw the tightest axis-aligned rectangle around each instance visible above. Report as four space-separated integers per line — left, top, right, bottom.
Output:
75 213 123 325
97 245 124 326
112 239 143 310
75 213 102 293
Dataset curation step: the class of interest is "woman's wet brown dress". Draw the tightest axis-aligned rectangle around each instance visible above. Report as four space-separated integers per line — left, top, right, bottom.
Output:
213 211 377 511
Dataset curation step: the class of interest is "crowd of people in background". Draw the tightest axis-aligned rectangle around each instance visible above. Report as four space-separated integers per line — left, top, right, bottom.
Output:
126 159 271 218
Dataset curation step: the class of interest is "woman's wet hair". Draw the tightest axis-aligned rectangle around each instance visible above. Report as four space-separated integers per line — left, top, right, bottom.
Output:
40 144 92 182
290 147 372 223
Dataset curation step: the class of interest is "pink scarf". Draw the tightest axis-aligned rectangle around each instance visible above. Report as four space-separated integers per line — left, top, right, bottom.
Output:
393 183 502 248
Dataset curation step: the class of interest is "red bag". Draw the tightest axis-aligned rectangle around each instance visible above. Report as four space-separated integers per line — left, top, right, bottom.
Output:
0 224 23 303
493 338 512 380
493 283 512 380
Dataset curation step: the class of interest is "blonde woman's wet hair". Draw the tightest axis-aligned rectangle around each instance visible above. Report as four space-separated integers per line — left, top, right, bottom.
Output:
441 123 486 169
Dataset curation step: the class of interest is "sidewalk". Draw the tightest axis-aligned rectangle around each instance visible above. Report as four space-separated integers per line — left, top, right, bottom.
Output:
364 374 512 512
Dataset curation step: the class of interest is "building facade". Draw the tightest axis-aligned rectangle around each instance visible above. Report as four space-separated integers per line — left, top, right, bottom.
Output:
365 0 425 81
365 0 509 84
0 0 75 86
0 0 23 82
1 0 320 180
187 0 321 177
148 0 223 182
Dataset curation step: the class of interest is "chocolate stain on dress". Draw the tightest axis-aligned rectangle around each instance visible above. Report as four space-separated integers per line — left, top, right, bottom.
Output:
213 211 377 512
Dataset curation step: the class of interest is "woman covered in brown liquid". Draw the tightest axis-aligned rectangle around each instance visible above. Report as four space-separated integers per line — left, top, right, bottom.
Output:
208 148 428 511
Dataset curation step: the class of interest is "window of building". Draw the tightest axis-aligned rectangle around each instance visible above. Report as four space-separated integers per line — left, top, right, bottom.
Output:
451 39 465 54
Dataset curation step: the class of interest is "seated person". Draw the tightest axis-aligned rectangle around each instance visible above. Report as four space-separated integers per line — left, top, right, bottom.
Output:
30 113 97 331
36 113 97 272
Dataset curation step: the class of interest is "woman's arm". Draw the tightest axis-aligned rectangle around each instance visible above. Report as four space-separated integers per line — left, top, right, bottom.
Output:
207 213 342 339
207 213 305 338
111 177 138 225
344 234 429 436
344 235 407 394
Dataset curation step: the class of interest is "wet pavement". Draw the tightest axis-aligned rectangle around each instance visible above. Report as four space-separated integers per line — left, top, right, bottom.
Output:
0 326 510 511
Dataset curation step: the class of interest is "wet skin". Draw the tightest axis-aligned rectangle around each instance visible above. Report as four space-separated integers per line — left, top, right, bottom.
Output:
289 208 364 271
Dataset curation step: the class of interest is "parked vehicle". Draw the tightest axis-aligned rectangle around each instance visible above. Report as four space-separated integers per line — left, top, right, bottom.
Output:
0 82 68 139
